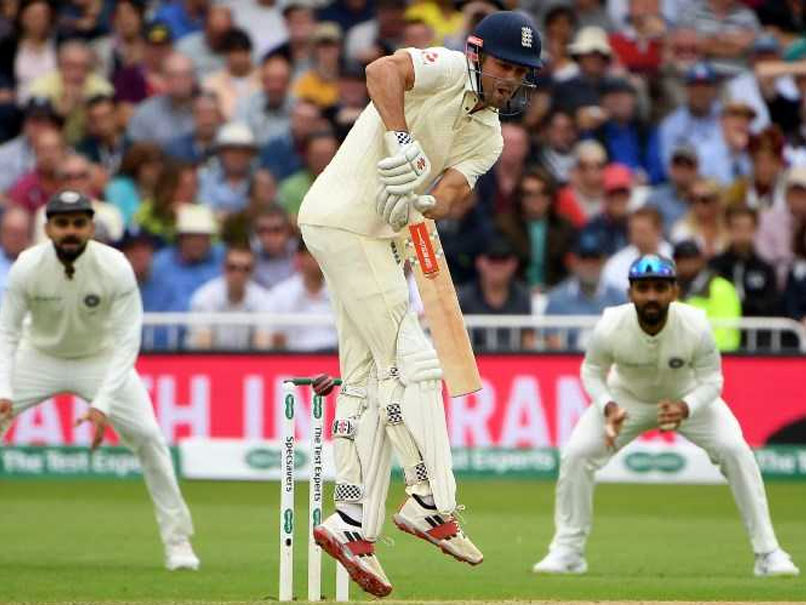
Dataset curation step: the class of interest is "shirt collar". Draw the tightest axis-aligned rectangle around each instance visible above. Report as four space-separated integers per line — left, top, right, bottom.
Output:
461 71 499 126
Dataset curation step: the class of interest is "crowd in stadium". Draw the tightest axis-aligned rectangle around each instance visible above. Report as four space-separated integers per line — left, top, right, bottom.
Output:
0 0 803 352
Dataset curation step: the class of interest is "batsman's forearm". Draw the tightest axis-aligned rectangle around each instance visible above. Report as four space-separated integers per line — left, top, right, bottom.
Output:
366 58 409 132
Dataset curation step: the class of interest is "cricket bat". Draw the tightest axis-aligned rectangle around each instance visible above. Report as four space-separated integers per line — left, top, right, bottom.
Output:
396 213 482 397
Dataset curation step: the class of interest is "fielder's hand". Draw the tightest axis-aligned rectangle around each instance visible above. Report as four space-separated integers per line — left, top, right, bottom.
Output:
76 407 109 451
604 401 627 450
312 373 337 396
375 186 435 231
657 399 689 432
377 131 431 196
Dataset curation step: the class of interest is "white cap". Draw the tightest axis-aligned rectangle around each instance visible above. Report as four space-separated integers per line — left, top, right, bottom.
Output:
176 203 217 235
215 122 257 150
568 26 612 57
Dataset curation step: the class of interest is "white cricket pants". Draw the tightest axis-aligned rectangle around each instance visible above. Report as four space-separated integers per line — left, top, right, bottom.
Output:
4 344 194 547
550 392 780 556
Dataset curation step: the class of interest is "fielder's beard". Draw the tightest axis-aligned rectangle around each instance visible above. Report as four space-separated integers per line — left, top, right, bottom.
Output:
637 302 668 327
54 239 88 279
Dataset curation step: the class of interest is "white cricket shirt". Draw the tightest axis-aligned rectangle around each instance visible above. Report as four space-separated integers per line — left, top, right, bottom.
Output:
0 241 142 414
264 274 337 351
581 302 723 417
298 47 504 239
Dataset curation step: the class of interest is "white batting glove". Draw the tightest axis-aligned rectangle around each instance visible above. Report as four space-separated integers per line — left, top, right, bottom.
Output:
375 187 435 231
377 131 432 196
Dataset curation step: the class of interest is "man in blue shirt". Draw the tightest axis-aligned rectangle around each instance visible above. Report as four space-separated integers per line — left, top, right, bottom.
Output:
154 0 208 39
581 163 632 256
647 143 699 234
151 204 225 312
543 230 627 349
198 122 257 214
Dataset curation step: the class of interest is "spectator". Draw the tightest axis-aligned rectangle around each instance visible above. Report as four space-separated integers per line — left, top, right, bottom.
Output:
543 230 627 350
118 226 167 312
6 0 57 103
657 26 703 116
783 260 806 326
104 142 163 225
264 239 337 351
573 0 614 31
756 166 806 289
277 129 338 219
250 204 297 290
647 143 699 234
177 4 233 81
164 92 223 165
345 0 406 65
220 168 279 244
0 97 62 192
458 235 532 351
202 27 260 121
534 108 578 184
330 62 369 140
556 140 608 228
554 26 613 113
221 0 287 61
235 52 293 146
199 122 258 215
27 39 113 143
476 122 529 216
541 5 578 82
438 190 491 286
127 52 196 146
8 126 64 214
608 0 664 76
595 78 664 184
679 0 760 74
710 206 779 318
659 62 722 169
0 206 32 292
674 238 741 351
98 0 145 79
724 125 787 211
0 74 21 145
700 99 753 185
32 153 124 245
113 20 173 106
401 18 435 49
153 0 209 40
75 95 126 176
602 206 672 291
671 177 729 257
151 203 226 311
259 100 322 180
496 167 576 292
404 0 461 44
277 2 317 75
293 22 343 110
317 0 374 35
188 245 272 350
55 0 111 41
582 163 632 256
135 161 199 244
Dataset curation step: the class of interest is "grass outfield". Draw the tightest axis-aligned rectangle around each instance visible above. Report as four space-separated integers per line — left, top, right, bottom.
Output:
0 479 804 603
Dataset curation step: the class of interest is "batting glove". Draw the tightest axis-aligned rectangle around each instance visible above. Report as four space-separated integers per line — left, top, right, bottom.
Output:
377 131 432 196
375 186 435 231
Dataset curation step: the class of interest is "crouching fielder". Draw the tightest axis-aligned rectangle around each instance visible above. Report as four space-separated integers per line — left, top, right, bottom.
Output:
299 11 542 598
0 191 199 571
533 254 799 577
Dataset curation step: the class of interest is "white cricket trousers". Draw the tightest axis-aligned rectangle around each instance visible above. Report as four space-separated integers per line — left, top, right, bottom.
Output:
550 392 779 556
3 344 194 547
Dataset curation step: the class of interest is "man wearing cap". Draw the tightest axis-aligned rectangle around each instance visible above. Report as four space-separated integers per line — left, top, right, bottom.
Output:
293 22 344 109
198 122 258 214
659 61 722 170
647 143 699 233
554 26 613 113
698 99 754 185
0 98 63 192
533 253 799 577
299 11 542 596
0 190 199 570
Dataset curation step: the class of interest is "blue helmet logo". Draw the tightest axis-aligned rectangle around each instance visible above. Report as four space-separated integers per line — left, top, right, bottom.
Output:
628 255 677 281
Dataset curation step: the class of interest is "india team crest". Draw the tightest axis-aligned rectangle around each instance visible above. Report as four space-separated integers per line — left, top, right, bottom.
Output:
521 26 533 48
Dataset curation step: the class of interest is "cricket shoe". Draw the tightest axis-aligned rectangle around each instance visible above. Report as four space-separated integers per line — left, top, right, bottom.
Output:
165 539 200 571
313 512 392 598
532 549 588 574
754 548 800 577
392 495 483 565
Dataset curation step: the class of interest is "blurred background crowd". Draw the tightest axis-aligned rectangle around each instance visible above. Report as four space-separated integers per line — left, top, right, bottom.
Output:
0 0 804 353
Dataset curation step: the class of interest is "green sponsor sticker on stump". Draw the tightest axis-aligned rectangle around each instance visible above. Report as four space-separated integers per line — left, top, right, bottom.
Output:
283 508 293 534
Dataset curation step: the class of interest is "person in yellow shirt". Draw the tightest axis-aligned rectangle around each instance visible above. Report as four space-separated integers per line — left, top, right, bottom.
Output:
404 0 463 44
292 22 342 110
28 40 113 144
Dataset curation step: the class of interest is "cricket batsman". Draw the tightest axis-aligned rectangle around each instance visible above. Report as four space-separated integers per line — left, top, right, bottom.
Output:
532 254 799 577
0 191 199 571
298 11 542 597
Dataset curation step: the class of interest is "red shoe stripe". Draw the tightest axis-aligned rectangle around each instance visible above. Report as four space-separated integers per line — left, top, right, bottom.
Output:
426 520 459 541
345 539 375 556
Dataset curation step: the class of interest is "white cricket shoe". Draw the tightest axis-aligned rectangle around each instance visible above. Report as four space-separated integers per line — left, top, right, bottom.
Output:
392 496 483 565
532 549 588 575
313 512 392 598
165 539 200 571
754 549 800 577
